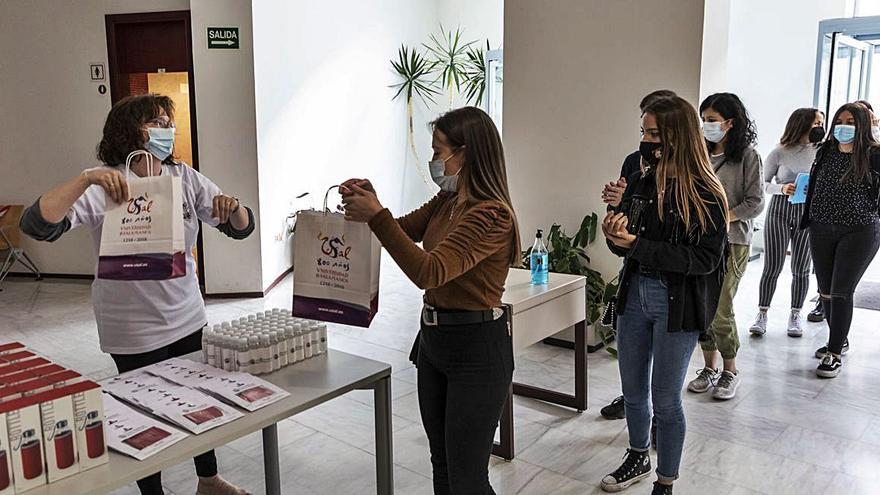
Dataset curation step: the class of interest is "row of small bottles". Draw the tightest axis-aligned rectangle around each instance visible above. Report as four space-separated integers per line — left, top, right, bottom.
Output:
201 308 328 375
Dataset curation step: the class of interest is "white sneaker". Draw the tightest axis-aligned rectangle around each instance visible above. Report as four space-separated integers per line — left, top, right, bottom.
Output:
749 311 768 336
712 370 740 400
787 312 803 338
687 367 718 393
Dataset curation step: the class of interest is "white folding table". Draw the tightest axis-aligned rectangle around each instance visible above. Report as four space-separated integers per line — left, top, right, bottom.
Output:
493 268 587 459
26 350 394 495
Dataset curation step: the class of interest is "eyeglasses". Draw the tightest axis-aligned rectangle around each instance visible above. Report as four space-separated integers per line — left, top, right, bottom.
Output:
145 116 173 129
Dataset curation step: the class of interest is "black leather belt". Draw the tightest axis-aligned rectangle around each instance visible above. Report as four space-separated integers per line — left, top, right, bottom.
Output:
639 265 663 279
422 304 505 327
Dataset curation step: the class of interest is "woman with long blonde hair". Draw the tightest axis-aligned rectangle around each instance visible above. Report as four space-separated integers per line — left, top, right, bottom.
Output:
341 106 519 494
601 96 728 495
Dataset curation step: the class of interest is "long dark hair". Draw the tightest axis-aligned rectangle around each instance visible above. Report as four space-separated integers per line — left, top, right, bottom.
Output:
699 92 757 163
822 102 878 182
431 107 521 266
97 94 175 166
644 96 729 233
780 107 821 147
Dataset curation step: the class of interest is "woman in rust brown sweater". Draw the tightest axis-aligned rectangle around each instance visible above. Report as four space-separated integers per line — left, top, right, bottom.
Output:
341 106 520 495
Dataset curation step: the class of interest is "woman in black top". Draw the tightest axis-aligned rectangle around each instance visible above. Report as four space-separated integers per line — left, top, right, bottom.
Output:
600 96 728 495
801 102 880 377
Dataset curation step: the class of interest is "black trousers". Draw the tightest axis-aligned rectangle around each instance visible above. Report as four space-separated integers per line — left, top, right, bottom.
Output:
416 313 514 495
810 221 880 355
110 327 218 495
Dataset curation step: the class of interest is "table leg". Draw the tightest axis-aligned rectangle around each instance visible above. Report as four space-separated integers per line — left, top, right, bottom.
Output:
374 376 394 495
512 320 588 411
491 385 514 460
262 424 281 495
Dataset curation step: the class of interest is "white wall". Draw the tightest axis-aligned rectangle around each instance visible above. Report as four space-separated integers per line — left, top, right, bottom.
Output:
249 0 502 290
189 0 263 294
504 0 706 279
0 0 189 275
702 0 848 156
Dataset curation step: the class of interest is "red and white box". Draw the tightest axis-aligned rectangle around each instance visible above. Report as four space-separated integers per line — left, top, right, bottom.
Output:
0 345 25 359
38 385 80 483
40 370 82 391
70 382 107 471
1 396 47 492
0 365 64 389
0 358 50 379
0 352 35 366
0 406 13 495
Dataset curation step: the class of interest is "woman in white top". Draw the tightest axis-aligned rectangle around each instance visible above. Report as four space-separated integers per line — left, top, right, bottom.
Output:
749 108 824 338
20 94 254 495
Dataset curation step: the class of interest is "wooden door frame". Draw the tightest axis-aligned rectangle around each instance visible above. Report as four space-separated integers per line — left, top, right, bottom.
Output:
105 10 206 287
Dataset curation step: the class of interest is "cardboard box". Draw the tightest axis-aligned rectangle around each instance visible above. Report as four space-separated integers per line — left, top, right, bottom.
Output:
0 352 35 365
0 358 50 379
38 386 80 483
0 371 82 404
0 407 13 495
1 396 47 492
0 345 25 358
0 365 64 388
69 382 107 471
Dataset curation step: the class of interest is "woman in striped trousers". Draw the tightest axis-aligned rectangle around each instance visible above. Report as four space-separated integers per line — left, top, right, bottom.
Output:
750 108 825 337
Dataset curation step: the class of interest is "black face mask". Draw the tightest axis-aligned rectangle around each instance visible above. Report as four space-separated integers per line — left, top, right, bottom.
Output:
808 126 825 144
639 141 663 166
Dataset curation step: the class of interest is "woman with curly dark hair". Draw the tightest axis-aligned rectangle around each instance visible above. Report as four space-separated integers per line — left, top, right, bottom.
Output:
686 93 764 401
19 94 255 495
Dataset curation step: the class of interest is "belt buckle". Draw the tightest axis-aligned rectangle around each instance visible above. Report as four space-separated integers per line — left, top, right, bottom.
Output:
422 307 438 326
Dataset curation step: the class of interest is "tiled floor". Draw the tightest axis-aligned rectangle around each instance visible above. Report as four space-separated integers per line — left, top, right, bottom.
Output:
2 254 880 495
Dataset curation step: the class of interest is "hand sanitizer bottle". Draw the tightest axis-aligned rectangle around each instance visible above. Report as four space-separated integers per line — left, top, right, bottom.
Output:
530 229 549 285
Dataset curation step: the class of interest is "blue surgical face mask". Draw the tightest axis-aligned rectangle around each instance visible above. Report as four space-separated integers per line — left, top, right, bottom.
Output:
145 127 175 161
833 124 856 144
702 121 728 143
429 150 461 193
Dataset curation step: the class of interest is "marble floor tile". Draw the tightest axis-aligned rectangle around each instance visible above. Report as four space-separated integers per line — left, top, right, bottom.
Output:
6 255 880 494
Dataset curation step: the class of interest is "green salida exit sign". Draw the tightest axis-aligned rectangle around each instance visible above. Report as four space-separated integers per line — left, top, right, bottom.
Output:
207 27 239 49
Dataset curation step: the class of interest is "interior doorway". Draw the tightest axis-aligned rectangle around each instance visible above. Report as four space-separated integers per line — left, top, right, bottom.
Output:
105 10 205 288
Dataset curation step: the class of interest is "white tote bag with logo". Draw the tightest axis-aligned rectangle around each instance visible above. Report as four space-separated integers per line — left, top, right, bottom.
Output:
292 188 381 327
98 151 186 280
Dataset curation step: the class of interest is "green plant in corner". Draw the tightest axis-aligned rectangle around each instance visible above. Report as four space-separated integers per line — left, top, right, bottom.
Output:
523 213 620 354
462 40 490 106
390 44 439 185
423 24 475 109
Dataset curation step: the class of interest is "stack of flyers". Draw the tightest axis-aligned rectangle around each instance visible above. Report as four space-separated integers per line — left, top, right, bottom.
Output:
103 395 188 460
143 358 290 412
100 372 243 434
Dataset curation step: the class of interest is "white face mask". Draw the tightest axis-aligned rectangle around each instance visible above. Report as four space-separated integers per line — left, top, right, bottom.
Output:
429 150 461 193
872 125 880 142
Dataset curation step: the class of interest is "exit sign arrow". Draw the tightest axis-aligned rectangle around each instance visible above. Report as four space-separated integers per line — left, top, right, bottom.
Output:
207 27 239 49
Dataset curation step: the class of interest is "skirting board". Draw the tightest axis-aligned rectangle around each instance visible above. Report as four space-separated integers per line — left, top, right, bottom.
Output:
542 336 608 354
203 266 292 299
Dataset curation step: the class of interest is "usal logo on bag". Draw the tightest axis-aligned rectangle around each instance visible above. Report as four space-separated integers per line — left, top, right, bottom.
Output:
120 194 155 242
316 231 351 289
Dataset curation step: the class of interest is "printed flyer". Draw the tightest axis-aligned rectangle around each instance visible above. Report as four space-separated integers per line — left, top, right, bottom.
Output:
143 358 289 412
103 394 188 461
100 371 243 434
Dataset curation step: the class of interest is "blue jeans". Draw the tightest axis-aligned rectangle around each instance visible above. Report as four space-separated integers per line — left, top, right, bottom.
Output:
617 273 698 482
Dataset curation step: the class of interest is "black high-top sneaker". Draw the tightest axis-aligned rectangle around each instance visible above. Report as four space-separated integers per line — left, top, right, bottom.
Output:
652 481 674 495
601 448 651 492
